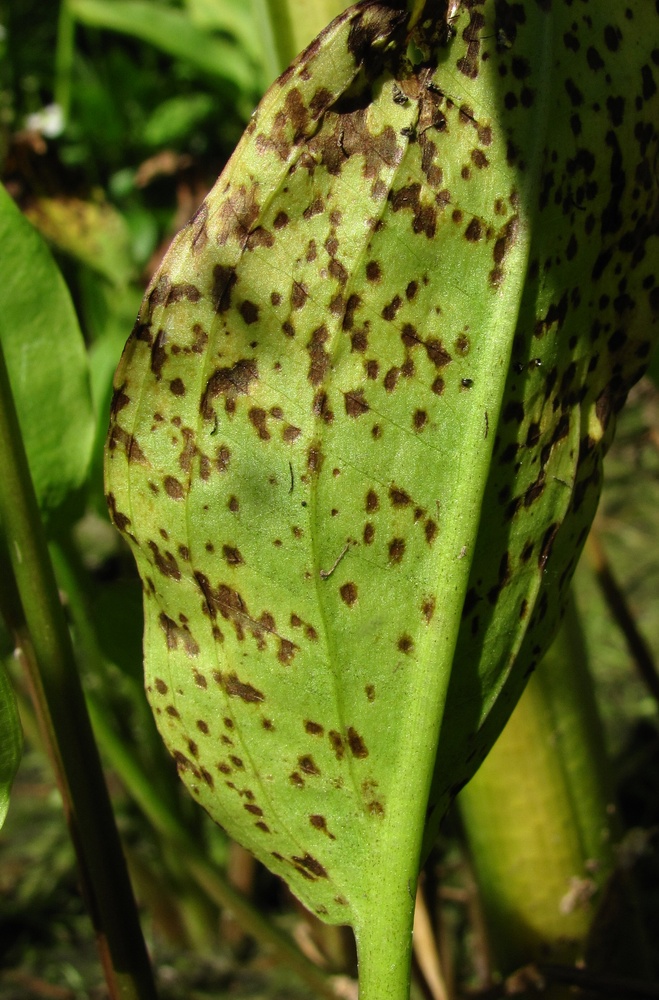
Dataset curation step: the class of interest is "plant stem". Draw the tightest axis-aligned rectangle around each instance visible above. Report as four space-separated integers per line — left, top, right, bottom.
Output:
253 0 352 78
353 886 416 1000
0 339 157 1000
457 592 617 976
55 0 76 121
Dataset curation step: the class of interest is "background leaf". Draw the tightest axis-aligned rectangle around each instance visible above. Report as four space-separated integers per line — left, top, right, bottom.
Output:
0 183 95 515
0 661 22 830
68 0 264 93
24 196 135 287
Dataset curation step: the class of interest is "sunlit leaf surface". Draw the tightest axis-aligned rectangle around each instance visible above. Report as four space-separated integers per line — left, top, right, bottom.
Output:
106 0 658 975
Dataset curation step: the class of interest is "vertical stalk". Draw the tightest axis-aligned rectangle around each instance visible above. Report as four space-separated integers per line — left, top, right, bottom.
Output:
55 0 76 122
252 0 352 79
457 592 617 976
353 879 416 1000
0 338 157 1000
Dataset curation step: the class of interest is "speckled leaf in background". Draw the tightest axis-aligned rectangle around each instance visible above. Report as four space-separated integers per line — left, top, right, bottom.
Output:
106 0 658 993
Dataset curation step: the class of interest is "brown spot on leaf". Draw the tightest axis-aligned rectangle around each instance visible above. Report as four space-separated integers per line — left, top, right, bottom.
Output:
329 730 345 760
149 542 181 580
425 339 452 368
309 815 335 839
211 264 238 314
216 670 265 704
465 218 483 242
397 634 414 654
344 389 369 417
347 727 368 759
307 325 330 385
201 359 258 420
366 260 382 281
291 853 328 879
389 538 405 563
299 755 320 776
291 281 309 309
421 597 436 623
248 407 270 441
278 638 297 665
389 485 411 507
240 300 259 325
222 545 244 566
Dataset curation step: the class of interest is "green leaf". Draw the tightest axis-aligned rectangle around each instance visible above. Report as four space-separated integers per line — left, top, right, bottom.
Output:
0 661 22 829
105 1 658 996
0 183 95 514
24 196 135 287
185 0 263 65
142 93 215 148
68 0 262 93
251 0 353 78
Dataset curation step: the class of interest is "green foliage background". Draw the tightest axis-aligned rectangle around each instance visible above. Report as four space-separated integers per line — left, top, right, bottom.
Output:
1 1 658 997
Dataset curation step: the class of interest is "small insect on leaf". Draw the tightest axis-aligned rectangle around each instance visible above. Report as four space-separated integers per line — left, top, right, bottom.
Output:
106 0 658 995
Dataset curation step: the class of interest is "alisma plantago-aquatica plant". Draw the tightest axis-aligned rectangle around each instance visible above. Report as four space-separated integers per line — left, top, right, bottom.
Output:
105 0 659 996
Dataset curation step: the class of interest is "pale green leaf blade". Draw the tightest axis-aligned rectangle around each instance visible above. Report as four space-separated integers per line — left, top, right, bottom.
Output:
0 183 95 513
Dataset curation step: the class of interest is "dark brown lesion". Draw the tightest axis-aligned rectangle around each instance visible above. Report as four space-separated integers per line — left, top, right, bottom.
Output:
307 325 331 385
309 814 336 839
347 727 368 759
291 853 329 880
214 670 265 704
106 492 131 532
148 541 181 580
107 425 148 465
329 730 345 760
158 612 200 657
344 388 369 416
299 755 321 776
200 359 258 420
389 485 411 507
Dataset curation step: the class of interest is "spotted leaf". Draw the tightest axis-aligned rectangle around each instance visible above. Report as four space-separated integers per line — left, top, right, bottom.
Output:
106 0 658 992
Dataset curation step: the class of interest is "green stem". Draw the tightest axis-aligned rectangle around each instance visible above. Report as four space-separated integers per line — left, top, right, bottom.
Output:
55 0 76 121
0 339 157 1000
354 891 416 1000
457 591 631 979
252 0 352 79
48 539 339 1000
